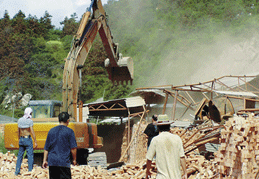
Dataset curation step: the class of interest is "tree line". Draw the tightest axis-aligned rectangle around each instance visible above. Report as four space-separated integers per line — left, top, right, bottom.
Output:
0 7 132 118
1 0 259 118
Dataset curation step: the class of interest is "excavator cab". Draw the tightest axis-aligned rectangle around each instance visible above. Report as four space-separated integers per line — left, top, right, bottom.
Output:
29 100 62 119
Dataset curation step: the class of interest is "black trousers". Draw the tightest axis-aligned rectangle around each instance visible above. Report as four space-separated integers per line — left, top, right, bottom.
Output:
49 166 71 179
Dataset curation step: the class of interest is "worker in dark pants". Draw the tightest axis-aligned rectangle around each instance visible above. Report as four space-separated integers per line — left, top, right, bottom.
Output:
144 114 159 149
42 112 77 179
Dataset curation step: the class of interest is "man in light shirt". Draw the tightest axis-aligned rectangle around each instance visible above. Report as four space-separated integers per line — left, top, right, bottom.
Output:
15 107 37 176
146 114 187 179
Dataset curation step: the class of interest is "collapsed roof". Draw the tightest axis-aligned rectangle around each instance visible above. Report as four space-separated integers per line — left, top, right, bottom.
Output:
134 75 259 120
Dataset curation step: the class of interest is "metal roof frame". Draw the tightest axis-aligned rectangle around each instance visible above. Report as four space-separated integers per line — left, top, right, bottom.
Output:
136 75 259 120
85 96 146 117
137 75 259 93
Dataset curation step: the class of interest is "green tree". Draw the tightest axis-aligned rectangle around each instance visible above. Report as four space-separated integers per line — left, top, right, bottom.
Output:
39 11 54 39
60 13 79 38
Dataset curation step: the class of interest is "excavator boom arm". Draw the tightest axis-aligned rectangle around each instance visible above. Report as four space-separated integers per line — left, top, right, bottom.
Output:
62 0 133 120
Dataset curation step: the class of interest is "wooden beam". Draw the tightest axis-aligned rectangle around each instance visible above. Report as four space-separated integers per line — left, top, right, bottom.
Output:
179 104 191 119
162 92 168 114
225 95 259 102
202 92 210 100
172 90 178 120
164 89 195 110
127 108 131 152
185 91 196 104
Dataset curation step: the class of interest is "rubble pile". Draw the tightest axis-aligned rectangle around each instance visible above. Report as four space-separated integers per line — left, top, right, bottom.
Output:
0 150 216 179
119 121 220 178
215 115 259 178
1 115 259 178
171 126 220 178
0 151 153 179
120 122 148 164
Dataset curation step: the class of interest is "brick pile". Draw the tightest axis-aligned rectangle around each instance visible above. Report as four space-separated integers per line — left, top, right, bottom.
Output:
1 115 259 178
0 151 153 179
214 115 259 178
120 122 148 164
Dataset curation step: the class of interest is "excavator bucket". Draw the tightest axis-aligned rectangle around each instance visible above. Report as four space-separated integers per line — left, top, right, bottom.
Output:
105 57 134 85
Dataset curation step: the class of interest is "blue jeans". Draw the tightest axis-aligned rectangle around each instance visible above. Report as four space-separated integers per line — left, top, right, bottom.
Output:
15 137 34 175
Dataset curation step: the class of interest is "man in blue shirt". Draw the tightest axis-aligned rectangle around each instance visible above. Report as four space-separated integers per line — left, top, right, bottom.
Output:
42 112 77 179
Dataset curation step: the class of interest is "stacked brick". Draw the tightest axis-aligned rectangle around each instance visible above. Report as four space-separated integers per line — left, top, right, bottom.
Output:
214 115 259 178
3 116 259 178
186 154 218 178
0 150 156 179
120 125 131 163
128 122 148 164
120 121 148 163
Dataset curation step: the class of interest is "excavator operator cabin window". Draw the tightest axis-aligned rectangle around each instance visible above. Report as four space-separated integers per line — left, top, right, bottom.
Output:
53 105 61 117
32 105 51 118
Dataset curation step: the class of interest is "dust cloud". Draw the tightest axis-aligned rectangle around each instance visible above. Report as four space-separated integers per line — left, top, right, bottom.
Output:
147 30 259 87
108 0 259 88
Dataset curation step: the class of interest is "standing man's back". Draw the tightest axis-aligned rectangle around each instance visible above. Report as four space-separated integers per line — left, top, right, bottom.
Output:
147 132 184 178
44 125 76 167
146 114 187 179
42 112 77 179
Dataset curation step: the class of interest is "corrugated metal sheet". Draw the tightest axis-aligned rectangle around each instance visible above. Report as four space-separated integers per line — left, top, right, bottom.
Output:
125 96 145 108
130 89 166 97
205 143 220 153
214 90 258 97
216 76 257 89
170 75 259 93
171 121 192 128
85 96 146 117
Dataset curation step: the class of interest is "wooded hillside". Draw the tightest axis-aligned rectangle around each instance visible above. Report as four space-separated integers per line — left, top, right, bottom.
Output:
1 0 259 118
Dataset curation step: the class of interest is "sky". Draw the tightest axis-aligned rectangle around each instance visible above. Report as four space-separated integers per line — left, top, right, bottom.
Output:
0 0 108 28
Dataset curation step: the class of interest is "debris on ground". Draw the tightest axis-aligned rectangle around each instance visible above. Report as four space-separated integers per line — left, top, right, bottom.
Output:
1 114 259 178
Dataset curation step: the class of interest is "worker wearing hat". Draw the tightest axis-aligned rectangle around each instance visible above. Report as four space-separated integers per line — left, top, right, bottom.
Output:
146 114 187 179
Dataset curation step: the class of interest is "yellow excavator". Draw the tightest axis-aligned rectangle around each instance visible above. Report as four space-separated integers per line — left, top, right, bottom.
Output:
63 0 133 121
4 0 133 166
